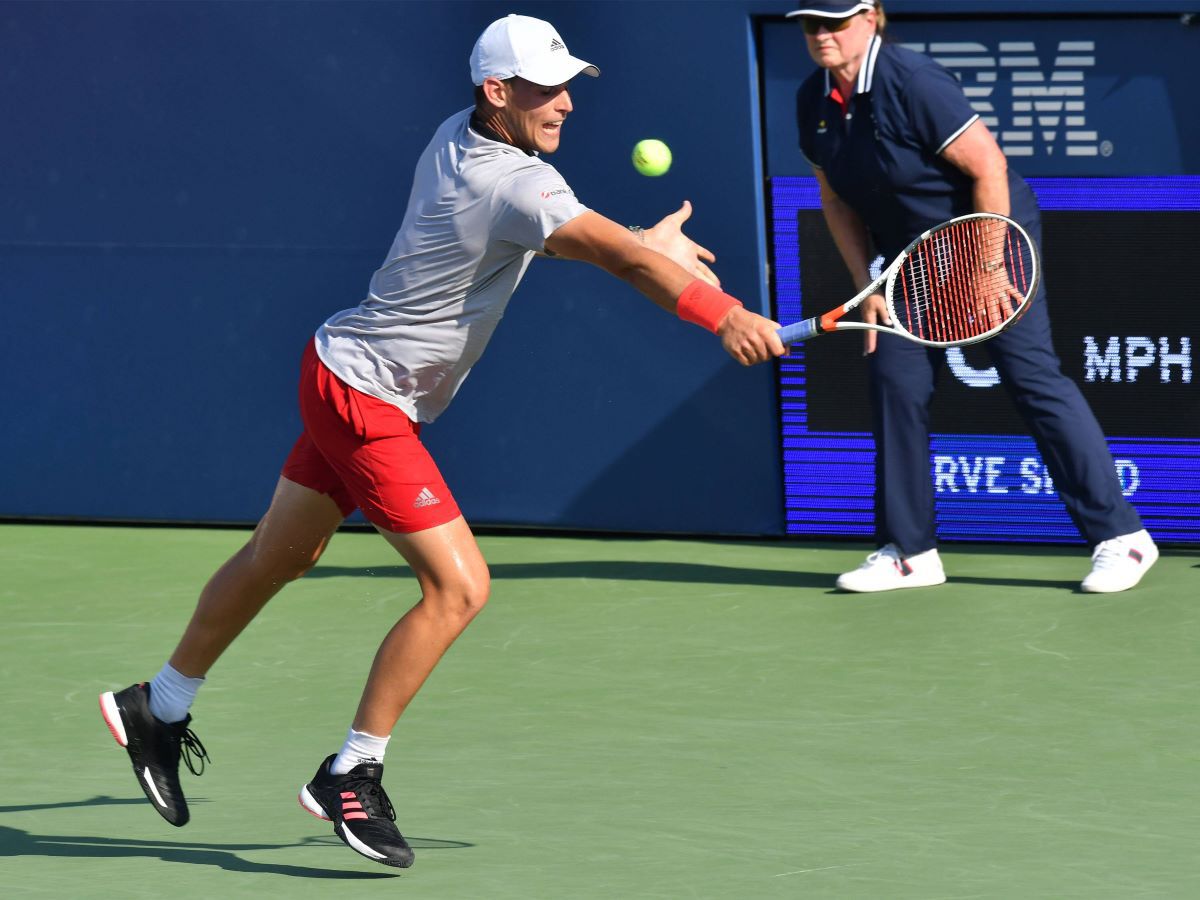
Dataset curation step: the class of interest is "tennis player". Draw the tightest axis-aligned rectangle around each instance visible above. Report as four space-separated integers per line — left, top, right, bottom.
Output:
99 13 784 868
789 0 1158 593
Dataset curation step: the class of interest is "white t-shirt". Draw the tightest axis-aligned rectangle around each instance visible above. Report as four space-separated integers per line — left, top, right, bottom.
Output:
316 107 589 423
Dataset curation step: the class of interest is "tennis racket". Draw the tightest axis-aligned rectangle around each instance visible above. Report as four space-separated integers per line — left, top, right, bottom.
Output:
777 212 1039 347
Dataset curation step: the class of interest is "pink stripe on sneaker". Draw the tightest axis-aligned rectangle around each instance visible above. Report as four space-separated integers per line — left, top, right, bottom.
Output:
340 791 356 799
343 812 369 820
342 801 363 810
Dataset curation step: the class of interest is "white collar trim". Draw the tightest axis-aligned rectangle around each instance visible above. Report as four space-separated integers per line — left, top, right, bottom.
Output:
823 35 883 98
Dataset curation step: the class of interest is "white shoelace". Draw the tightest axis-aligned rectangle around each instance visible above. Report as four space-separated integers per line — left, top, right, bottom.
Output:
1090 537 1136 570
863 545 903 569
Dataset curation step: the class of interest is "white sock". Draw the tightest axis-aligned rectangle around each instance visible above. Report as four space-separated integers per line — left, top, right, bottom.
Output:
331 727 390 775
147 663 205 724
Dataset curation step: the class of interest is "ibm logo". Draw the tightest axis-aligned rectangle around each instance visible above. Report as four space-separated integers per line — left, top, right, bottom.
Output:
902 40 1110 159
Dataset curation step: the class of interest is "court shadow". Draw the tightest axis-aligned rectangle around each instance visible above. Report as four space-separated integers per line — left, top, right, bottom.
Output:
0 795 186 814
307 560 833 590
0 825 394 878
0 823 471 878
945 575 1080 591
305 560 1113 594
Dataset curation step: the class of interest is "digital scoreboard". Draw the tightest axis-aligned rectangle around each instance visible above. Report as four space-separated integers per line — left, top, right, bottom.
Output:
771 177 1200 544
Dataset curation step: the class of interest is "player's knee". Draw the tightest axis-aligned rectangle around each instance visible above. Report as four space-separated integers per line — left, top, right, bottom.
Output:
261 557 318 587
428 567 490 625
279 557 320 583
456 567 491 619
242 539 325 586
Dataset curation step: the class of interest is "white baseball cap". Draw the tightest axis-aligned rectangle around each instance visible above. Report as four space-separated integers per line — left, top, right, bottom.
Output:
470 14 600 87
785 0 876 19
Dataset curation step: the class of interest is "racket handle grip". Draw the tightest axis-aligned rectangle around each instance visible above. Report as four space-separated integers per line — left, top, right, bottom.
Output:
777 319 819 344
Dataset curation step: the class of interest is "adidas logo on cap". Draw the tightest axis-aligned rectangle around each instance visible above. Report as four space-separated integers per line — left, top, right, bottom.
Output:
549 38 565 51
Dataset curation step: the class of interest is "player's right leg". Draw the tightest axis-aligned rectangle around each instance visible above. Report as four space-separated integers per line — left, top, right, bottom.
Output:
167 476 346 677
101 476 345 826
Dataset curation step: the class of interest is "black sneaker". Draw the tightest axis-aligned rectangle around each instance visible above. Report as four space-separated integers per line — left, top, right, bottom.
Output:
99 682 209 827
299 754 414 868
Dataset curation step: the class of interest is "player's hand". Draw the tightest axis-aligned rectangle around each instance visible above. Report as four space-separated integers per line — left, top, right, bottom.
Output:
643 200 720 287
716 306 786 366
860 292 889 355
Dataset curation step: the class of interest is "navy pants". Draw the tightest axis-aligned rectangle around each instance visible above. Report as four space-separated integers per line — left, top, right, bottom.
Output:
869 223 1141 555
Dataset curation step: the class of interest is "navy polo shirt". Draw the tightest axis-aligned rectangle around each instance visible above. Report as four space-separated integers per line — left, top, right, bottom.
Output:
797 36 1039 261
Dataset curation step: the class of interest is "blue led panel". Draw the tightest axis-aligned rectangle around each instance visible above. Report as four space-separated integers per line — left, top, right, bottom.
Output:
773 176 1200 544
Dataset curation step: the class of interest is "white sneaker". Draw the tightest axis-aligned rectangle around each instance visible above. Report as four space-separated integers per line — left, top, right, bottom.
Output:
835 544 947 593
1080 529 1159 593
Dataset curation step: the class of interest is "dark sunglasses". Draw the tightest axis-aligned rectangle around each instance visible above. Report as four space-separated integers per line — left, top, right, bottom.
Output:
802 15 860 35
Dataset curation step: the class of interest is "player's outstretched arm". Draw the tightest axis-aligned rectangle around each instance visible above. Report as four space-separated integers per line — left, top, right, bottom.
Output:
544 211 783 366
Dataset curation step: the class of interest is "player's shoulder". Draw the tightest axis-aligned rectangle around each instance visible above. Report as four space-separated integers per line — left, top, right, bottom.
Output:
492 157 578 208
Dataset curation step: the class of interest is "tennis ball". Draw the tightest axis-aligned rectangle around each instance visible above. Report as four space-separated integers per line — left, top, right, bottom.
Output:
632 139 672 177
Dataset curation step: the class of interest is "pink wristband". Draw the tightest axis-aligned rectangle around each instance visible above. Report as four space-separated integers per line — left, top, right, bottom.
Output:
675 280 742 333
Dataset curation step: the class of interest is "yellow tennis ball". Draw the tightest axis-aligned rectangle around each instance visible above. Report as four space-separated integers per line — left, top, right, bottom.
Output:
632 139 672 177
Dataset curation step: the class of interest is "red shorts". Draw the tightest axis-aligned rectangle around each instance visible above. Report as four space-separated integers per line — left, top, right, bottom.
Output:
281 340 462 533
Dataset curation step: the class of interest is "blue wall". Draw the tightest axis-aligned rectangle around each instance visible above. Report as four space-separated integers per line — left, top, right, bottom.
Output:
3 0 1192 534
2 0 791 534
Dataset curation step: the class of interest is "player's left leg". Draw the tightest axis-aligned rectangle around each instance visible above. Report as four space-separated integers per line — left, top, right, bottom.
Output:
987 290 1157 592
356 516 490 734
298 514 489 868
290 348 485 866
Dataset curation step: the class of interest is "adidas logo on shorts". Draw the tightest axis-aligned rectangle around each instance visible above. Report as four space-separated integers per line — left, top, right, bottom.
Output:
413 487 441 508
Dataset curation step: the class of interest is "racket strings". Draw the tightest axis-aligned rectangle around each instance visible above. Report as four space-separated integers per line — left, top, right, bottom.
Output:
895 219 1034 343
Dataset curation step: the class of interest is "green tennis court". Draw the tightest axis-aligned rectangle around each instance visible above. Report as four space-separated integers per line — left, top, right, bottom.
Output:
3 523 1197 898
